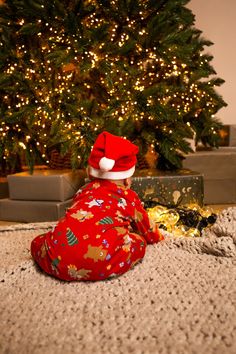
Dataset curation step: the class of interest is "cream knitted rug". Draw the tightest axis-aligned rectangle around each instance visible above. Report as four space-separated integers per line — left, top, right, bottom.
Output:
0 208 236 354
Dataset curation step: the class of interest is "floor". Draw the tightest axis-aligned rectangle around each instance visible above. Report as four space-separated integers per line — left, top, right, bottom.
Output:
0 204 235 226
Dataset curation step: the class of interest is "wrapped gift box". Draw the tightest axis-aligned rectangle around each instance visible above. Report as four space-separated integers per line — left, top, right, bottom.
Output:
132 169 204 207
0 198 72 222
0 178 9 199
218 124 236 146
229 125 236 146
183 148 236 204
7 169 86 201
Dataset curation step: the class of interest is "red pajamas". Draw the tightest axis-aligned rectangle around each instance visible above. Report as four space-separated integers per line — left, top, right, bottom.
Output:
31 179 163 281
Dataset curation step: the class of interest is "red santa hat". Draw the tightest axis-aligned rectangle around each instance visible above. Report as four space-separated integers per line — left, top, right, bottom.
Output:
88 131 139 180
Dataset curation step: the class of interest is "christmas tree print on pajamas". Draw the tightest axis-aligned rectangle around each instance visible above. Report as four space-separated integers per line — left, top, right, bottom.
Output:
31 179 163 281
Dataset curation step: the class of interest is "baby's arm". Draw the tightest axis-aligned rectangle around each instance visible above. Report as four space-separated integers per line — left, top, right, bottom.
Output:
131 197 164 244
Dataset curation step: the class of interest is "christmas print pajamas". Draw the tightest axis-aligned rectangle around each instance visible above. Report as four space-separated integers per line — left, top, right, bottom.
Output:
31 179 163 281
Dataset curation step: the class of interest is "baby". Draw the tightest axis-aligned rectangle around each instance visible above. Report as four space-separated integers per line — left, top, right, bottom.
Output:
31 131 163 281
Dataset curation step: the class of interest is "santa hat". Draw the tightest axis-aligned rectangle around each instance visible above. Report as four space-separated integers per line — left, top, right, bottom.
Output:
88 131 139 180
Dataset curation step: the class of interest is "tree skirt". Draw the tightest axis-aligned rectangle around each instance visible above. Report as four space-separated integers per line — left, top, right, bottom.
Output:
0 208 236 354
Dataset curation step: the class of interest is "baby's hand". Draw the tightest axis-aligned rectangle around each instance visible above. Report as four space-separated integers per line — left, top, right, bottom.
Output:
148 216 156 230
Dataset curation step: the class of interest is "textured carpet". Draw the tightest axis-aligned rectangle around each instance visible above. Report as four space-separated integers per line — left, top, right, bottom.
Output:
0 208 236 354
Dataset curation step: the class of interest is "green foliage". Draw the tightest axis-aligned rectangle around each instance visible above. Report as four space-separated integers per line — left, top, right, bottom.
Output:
0 0 227 175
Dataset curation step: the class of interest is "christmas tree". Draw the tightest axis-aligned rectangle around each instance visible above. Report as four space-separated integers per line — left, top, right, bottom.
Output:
0 0 227 175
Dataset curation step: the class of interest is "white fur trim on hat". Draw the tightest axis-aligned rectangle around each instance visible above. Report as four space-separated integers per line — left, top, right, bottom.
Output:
99 157 115 171
89 165 135 180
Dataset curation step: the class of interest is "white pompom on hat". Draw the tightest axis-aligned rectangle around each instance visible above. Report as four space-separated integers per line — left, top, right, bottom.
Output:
88 131 139 180
99 156 115 172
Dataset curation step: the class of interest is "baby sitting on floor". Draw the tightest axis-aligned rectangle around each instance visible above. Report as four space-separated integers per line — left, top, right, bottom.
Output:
31 131 163 281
